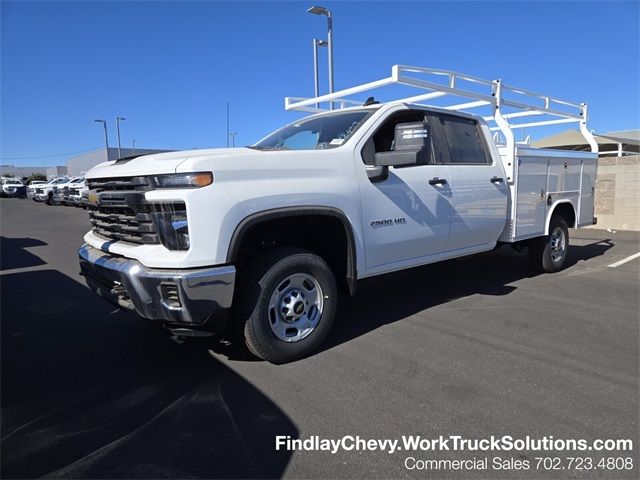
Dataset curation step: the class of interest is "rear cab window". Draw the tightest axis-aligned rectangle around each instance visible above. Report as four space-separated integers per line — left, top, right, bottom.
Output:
438 115 491 165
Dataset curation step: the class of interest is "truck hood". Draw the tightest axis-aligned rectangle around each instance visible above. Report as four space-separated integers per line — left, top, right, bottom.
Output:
85 148 253 178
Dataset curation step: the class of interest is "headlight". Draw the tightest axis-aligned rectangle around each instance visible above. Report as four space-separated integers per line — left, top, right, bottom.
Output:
151 203 190 250
151 172 213 189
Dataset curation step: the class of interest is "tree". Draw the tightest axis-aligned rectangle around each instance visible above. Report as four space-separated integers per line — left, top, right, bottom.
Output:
25 173 47 183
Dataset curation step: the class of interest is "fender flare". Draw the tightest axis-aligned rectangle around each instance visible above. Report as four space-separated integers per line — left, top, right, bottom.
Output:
545 200 576 234
226 206 358 295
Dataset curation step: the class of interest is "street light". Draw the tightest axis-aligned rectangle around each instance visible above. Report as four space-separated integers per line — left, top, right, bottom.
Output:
94 119 109 160
313 38 328 107
307 5 334 101
229 132 238 148
116 116 126 159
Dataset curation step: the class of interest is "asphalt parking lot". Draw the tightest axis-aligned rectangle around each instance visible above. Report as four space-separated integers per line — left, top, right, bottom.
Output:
1 198 638 479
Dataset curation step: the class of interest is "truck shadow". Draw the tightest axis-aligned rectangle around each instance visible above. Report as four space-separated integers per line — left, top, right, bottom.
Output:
320 238 614 353
0 236 47 271
1 267 297 479
211 237 614 361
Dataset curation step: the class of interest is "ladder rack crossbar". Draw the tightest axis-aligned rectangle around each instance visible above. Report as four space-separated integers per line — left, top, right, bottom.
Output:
489 117 579 131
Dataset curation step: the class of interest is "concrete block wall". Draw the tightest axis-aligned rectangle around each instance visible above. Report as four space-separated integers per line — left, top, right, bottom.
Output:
592 155 639 231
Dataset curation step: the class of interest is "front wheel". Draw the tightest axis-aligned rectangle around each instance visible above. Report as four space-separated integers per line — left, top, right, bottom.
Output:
234 248 337 364
528 216 569 273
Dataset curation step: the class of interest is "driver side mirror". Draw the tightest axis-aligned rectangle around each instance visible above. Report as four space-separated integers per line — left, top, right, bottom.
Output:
373 121 432 167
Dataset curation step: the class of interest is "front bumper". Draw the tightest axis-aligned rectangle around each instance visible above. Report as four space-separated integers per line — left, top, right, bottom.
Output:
2 188 26 198
78 244 235 334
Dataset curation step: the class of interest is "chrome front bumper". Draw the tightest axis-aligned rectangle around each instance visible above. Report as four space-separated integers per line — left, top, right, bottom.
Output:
79 244 235 333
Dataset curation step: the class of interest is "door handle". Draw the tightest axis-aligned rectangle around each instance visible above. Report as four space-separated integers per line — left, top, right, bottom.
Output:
429 177 447 186
490 176 504 183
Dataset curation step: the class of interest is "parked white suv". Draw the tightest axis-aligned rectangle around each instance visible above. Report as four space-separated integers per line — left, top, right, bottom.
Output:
68 179 89 207
1 178 26 198
33 177 69 203
78 65 599 363
26 180 47 199
53 176 84 206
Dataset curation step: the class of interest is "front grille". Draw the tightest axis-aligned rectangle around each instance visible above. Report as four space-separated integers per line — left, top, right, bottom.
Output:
89 206 159 244
86 176 151 191
35 188 43 194
87 177 155 244
69 188 80 195
86 176 186 246
89 195 159 245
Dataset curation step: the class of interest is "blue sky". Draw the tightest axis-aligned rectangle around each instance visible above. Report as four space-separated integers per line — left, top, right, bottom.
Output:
1 0 638 167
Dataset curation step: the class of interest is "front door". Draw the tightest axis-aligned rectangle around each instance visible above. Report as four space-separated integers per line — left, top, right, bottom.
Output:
357 109 453 271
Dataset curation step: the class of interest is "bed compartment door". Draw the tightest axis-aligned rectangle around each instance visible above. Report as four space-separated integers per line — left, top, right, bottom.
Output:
578 157 598 227
515 156 548 238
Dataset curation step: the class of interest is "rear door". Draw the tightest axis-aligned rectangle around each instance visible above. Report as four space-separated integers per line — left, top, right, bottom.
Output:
433 114 508 251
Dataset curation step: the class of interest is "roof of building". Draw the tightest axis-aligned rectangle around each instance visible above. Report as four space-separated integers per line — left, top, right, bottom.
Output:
532 129 640 148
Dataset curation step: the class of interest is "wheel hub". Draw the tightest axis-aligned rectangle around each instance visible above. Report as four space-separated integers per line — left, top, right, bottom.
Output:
268 273 324 343
549 227 566 263
279 290 306 322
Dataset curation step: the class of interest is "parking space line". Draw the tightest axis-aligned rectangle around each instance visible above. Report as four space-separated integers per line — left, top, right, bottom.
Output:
607 252 640 268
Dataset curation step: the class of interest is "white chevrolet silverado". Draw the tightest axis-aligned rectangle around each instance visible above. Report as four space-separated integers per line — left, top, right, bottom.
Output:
79 66 598 363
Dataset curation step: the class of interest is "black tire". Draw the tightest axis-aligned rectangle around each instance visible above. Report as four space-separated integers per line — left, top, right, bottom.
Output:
45 193 53 205
234 247 337 364
528 216 569 273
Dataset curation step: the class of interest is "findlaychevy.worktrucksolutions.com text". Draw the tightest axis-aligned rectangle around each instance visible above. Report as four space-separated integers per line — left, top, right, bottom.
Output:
275 435 634 455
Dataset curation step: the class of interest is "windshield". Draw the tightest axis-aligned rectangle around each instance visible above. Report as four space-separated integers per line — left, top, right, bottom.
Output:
51 178 68 184
5 180 21 185
253 110 373 151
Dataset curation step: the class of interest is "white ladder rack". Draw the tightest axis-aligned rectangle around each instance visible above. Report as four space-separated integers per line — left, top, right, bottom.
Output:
285 65 598 181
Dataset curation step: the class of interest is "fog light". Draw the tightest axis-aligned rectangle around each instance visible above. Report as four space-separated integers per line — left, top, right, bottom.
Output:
161 283 181 308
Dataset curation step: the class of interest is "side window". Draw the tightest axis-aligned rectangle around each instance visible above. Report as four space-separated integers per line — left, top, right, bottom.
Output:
438 115 490 165
362 110 436 165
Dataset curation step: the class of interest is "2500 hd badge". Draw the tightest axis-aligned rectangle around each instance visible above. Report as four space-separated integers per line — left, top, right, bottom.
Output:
371 217 407 228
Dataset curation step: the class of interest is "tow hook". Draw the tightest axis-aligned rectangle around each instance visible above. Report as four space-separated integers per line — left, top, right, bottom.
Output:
110 282 128 299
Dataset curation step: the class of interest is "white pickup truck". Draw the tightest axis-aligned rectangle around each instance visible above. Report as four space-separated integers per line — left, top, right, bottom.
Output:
79 65 598 363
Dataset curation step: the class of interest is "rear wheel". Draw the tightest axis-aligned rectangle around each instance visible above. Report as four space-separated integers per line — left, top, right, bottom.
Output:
528 216 569 273
234 248 337 364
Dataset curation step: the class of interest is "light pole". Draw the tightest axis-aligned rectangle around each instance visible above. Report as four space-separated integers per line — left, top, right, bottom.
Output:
132 139 136 156
308 6 334 103
313 38 328 107
226 102 230 148
116 116 126 159
229 132 237 148
94 119 109 160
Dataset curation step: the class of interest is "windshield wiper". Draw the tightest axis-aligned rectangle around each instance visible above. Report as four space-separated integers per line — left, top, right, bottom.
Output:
247 146 290 151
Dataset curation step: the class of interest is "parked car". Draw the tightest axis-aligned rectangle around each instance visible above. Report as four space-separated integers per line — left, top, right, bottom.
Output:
26 180 47 199
78 65 599 363
80 188 91 209
33 177 70 203
1 177 26 198
67 178 88 207
54 176 84 206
